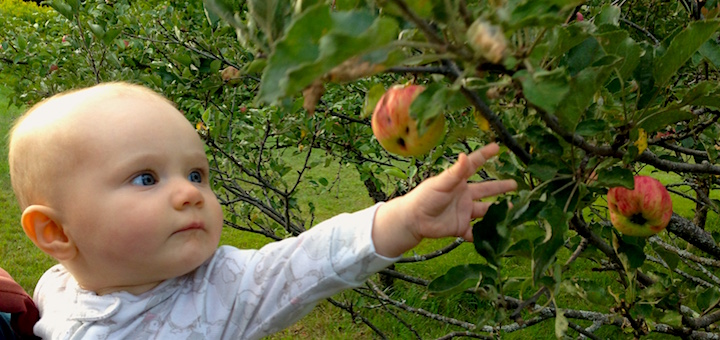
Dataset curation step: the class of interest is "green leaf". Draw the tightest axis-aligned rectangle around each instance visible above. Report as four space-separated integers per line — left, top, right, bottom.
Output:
203 1 222 29
16 36 27 51
473 202 510 266
248 0 288 44
576 119 610 136
699 37 720 68
595 167 634 189
87 21 106 40
565 37 605 76
507 239 533 258
257 5 330 103
615 234 646 270
701 129 720 163
533 204 569 285
691 94 720 110
596 4 621 26
245 59 267 74
636 108 694 134
512 199 547 225
173 53 193 67
49 1 75 20
334 0 360 10
509 0 583 29
102 29 121 45
379 0 434 19
652 243 680 271
65 0 80 11
203 0 244 29
659 310 683 328
210 60 222 74
526 126 563 157
679 81 716 106
258 6 399 104
514 68 569 115
548 22 591 56
697 287 720 311
556 55 620 130
383 167 408 180
428 264 497 294
527 158 559 181
409 83 445 122
634 42 658 109
653 20 720 87
410 84 468 135
595 30 643 80
676 82 720 113
362 83 385 119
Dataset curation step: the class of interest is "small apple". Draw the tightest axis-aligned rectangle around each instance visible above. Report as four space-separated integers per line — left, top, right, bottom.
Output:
49 64 59 73
371 84 445 157
123 40 129 48
576 12 584 21
607 176 673 237
466 19 507 64
220 66 241 86
62 35 67 43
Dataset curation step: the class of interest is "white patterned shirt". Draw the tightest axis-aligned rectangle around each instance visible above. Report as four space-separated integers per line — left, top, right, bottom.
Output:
33 204 397 339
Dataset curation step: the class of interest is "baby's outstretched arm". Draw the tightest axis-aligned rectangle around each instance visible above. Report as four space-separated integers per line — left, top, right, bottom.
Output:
372 143 517 258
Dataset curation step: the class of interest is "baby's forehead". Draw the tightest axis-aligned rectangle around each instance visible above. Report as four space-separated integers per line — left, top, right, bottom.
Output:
20 84 168 130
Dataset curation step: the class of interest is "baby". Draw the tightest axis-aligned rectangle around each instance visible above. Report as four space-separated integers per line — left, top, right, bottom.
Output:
8 82 516 339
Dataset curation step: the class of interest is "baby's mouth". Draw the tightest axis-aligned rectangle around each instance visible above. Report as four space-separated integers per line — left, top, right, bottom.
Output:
174 221 205 234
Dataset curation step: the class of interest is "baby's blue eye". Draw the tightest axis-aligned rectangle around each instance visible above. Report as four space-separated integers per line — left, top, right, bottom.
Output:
131 173 157 186
188 171 202 183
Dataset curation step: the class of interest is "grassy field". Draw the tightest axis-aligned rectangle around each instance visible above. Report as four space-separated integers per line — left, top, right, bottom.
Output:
0 79 717 339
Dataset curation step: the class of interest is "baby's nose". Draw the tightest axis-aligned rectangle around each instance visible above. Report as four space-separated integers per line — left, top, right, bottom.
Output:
172 180 205 209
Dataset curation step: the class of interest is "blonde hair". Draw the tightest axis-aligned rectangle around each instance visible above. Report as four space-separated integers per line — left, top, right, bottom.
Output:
8 82 175 209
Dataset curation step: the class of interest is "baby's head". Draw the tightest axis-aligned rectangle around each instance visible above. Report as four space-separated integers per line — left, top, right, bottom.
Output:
9 82 224 295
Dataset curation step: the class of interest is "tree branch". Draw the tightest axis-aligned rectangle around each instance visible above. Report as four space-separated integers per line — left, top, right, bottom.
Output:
666 213 720 258
327 298 388 339
646 254 713 288
397 238 465 263
541 111 720 175
620 18 660 45
649 235 720 268
684 309 720 329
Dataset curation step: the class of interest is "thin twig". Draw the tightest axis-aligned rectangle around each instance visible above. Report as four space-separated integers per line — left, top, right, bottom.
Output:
397 238 465 263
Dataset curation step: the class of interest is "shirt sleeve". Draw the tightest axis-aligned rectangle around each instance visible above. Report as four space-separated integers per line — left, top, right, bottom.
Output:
198 203 399 339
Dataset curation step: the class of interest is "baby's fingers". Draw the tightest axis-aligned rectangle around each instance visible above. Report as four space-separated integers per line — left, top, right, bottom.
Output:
469 179 517 200
465 143 500 176
471 201 494 219
442 143 501 189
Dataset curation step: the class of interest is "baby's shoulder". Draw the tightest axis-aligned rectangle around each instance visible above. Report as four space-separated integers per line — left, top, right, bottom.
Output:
35 264 73 293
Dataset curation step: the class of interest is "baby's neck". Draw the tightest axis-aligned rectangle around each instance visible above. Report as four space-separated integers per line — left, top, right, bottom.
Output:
89 281 164 296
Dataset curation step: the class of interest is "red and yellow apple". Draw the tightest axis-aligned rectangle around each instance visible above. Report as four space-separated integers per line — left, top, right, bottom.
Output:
607 176 673 237
371 84 445 157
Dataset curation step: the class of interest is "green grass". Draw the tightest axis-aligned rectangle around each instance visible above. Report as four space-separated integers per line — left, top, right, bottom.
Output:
0 79 716 339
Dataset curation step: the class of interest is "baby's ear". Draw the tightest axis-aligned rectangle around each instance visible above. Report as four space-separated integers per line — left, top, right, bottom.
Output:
21 205 76 261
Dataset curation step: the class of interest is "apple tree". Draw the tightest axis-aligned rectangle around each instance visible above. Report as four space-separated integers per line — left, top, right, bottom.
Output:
5 0 720 338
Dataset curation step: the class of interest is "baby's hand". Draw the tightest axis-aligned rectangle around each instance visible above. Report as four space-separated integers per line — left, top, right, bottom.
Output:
372 143 517 258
